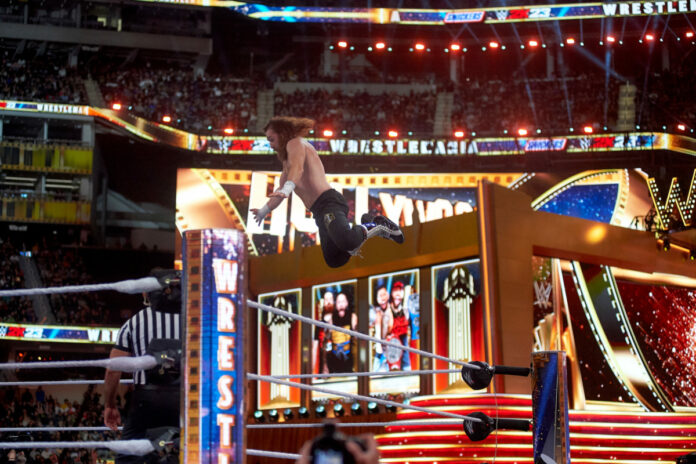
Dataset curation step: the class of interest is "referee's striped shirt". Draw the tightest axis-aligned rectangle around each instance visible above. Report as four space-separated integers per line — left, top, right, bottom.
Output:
115 307 181 385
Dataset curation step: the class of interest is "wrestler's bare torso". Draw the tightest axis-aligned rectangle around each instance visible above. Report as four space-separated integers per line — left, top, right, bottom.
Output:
282 137 331 209
251 130 332 224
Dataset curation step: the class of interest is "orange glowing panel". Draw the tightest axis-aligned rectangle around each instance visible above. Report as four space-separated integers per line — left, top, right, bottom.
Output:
583 126 593 134
111 103 122 110
566 37 576 45
607 35 616 43
518 128 528 136
162 115 172 123
528 39 539 47
454 130 465 138
678 124 687 131
414 43 425 51
337 40 348 48
387 130 399 138
645 33 655 41
375 42 386 49
224 128 234 135
449 43 461 51
322 129 334 137
687 31 694 38
489 41 499 48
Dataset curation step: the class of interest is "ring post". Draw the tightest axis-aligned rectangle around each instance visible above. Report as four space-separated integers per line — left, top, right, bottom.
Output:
183 229 247 464
532 350 571 464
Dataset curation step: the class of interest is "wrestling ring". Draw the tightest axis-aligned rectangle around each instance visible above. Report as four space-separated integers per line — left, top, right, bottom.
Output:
0 228 581 463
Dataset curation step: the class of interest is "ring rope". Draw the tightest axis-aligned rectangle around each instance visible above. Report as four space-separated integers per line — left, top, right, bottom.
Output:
0 379 134 387
248 373 480 423
0 355 156 373
247 419 462 429
256 368 460 380
248 301 479 370
247 449 300 460
0 427 122 433
0 440 154 456
0 277 162 297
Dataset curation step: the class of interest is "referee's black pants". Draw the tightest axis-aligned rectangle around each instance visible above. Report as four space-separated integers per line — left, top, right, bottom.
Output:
116 385 180 464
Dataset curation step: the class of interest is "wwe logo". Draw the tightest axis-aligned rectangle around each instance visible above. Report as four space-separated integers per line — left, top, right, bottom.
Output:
533 281 552 309
0 326 7 337
494 10 509 20
579 137 592 150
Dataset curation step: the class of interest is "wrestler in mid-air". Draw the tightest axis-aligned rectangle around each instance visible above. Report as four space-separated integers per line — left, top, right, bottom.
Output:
252 116 404 268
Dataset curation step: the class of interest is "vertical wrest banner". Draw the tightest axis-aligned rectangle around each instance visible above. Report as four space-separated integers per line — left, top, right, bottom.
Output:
183 229 247 464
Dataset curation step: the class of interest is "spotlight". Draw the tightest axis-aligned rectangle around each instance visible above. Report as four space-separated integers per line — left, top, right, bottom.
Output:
323 129 334 137
223 127 234 135
375 42 386 49
678 124 687 131
333 403 345 417
350 402 362 415
253 410 265 423
645 33 655 41
367 402 380 414
337 41 348 48
298 407 310 418
450 43 461 51
453 130 465 138
528 40 539 47
162 115 172 123
566 37 575 45
606 35 616 43
111 103 122 110
315 405 327 418
489 41 499 49
268 409 279 422
687 31 694 38
518 128 528 136
388 130 398 138
283 408 294 420
414 42 425 51
583 126 593 134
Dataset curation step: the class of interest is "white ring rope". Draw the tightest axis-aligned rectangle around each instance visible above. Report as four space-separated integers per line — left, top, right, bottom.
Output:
0 277 162 297
248 419 462 429
248 301 479 370
247 449 300 460
0 379 134 387
0 440 155 455
257 368 460 380
248 373 480 423
0 427 122 433
0 355 156 373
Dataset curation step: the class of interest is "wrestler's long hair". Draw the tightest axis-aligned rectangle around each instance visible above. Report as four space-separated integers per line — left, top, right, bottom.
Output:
264 116 315 161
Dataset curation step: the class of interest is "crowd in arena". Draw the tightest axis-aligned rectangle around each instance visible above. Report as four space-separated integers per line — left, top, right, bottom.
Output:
637 61 696 130
0 386 121 464
0 55 86 105
0 238 114 326
451 73 617 135
273 88 436 135
2 45 696 135
0 239 36 324
35 246 109 326
98 65 260 134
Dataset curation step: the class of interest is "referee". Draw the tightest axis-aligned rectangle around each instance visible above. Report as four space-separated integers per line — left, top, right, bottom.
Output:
103 269 182 464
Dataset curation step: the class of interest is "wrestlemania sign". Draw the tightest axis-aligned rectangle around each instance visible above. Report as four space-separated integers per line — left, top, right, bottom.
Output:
183 229 247 464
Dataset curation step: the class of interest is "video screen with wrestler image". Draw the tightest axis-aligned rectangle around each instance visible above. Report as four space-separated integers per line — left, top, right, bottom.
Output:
256 289 302 409
310 280 358 399
368 269 420 395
